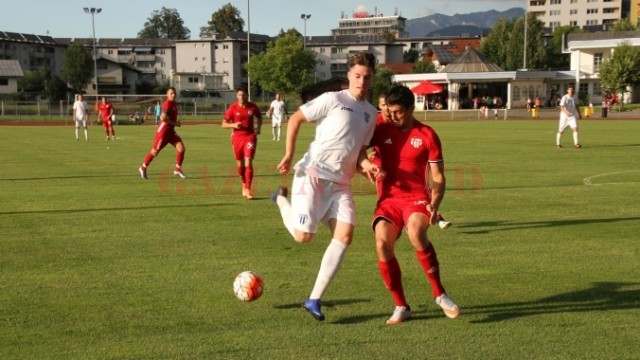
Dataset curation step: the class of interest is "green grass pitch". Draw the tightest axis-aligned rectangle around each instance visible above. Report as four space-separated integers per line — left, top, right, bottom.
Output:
0 119 639 359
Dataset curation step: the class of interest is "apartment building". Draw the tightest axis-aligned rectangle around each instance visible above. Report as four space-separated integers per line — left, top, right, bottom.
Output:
174 31 270 97
331 6 408 38
0 31 65 77
529 0 631 29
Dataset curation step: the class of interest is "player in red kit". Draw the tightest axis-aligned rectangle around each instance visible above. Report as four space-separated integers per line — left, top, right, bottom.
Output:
368 93 451 230
222 86 263 200
99 97 116 140
138 87 186 180
369 85 458 325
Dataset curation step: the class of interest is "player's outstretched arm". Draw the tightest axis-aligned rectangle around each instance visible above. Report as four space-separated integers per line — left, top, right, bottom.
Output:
277 110 305 174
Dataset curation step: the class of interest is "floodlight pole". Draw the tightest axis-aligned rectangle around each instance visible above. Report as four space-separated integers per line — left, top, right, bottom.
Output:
301 14 311 48
84 7 101 106
247 0 251 101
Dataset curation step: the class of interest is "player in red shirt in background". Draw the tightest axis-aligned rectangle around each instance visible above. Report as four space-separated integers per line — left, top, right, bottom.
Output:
99 96 116 140
138 87 187 180
369 85 459 325
222 86 263 200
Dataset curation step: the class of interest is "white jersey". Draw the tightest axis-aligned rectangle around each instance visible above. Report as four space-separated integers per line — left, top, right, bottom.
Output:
73 100 88 121
269 100 286 122
560 94 578 119
296 90 377 185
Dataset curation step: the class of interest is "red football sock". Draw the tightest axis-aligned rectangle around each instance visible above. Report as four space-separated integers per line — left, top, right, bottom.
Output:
245 165 254 189
176 150 185 168
143 153 155 168
378 258 408 307
416 244 445 298
237 166 245 185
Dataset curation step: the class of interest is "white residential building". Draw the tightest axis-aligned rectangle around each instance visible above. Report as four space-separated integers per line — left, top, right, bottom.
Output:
529 0 631 30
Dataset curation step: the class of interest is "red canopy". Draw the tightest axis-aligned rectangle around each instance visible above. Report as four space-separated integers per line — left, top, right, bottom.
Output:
411 80 444 95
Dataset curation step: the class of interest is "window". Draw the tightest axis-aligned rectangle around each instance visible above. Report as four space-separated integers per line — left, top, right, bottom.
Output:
550 0 561 4
550 10 561 16
593 52 603 72
593 82 602 95
587 0 597 2
587 8 598 14
579 83 588 98
570 9 578 15
550 21 561 28
513 86 521 101
586 19 599 25
570 20 578 26
570 0 577 3
188 77 199 83
223 44 229 49
0 78 8 86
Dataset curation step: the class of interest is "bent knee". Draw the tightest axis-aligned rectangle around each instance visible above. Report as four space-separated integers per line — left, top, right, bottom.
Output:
294 231 315 244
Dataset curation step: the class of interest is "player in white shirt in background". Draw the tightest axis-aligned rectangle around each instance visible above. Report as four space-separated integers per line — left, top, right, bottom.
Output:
267 92 287 141
556 86 582 149
72 93 89 141
272 51 383 321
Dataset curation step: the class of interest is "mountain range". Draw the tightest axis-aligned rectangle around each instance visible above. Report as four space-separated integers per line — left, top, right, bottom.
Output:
405 8 525 37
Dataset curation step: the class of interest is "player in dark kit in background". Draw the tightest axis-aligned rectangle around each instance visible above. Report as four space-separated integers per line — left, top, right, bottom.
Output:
138 87 187 180
222 86 263 200
369 85 459 325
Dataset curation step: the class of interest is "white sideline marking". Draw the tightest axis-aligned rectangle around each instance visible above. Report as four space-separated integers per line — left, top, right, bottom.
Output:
583 170 640 185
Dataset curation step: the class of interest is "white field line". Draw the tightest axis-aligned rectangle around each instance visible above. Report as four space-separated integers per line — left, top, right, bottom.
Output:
583 169 640 185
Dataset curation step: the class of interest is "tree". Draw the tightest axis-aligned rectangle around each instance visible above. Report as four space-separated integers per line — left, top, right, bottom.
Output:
480 17 512 69
200 3 244 38
403 49 420 63
372 67 393 106
276 28 302 40
412 60 436 74
546 25 584 70
62 42 94 92
598 41 640 109
246 33 316 96
609 18 637 32
45 74 69 101
18 70 47 95
138 7 190 40
505 13 546 70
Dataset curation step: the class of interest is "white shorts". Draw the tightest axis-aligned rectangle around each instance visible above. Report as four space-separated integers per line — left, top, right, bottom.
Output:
558 115 577 131
75 119 87 127
271 116 282 127
290 172 355 234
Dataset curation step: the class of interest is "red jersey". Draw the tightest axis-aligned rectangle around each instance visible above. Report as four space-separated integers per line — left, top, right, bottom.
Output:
161 99 179 130
224 102 261 136
370 120 443 199
99 102 114 121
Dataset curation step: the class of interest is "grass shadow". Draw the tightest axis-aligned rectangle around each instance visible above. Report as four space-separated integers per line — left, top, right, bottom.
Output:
466 281 640 323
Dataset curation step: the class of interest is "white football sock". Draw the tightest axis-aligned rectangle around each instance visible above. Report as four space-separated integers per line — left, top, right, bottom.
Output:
276 126 281 140
309 239 348 300
556 132 562 146
276 196 295 237
573 131 579 145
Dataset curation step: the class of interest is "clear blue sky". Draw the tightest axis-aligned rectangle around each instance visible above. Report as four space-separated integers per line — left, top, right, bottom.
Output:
3 0 525 39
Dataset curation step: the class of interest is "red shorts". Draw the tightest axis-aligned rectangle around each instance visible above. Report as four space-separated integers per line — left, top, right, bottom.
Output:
372 197 432 231
102 118 112 127
152 126 182 152
231 133 257 160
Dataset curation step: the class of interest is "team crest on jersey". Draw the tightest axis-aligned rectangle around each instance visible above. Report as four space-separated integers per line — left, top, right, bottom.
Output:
247 142 255 149
410 137 423 148
248 110 254 116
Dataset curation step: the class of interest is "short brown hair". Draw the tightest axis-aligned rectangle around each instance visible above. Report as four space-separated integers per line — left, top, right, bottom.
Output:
348 51 376 72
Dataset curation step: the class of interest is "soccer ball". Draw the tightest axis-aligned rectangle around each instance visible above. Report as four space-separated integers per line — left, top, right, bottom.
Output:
233 271 264 302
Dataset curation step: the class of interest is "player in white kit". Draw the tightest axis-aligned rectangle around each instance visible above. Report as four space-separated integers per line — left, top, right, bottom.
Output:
556 86 582 149
72 94 89 141
267 92 287 141
272 51 383 321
